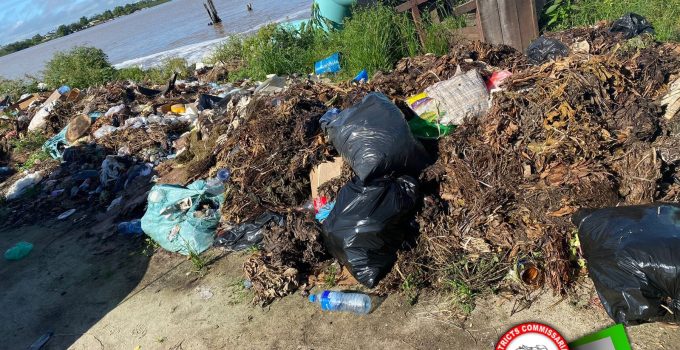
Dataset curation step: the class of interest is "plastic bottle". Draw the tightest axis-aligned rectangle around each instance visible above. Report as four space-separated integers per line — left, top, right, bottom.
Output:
117 219 144 236
308 290 372 314
217 168 231 182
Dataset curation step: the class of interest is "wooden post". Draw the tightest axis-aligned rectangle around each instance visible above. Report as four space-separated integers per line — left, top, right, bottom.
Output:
396 0 429 47
207 0 222 24
204 0 222 24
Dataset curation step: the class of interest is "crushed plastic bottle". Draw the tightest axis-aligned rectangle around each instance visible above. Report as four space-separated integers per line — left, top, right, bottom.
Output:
308 290 372 314
117 219 144 237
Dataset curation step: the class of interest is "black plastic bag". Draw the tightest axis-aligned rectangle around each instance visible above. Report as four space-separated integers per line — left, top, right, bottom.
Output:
214 211 284 251
322 93 430 182
573 203 680 323
526 37 569 65
610 13 654 39
321 176 420 288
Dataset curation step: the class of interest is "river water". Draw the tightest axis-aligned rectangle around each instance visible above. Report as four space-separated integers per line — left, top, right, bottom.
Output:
0 0 311 79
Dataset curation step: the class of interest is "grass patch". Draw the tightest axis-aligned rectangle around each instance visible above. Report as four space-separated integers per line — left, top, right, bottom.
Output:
323 264 338 287
442 255 509 315
116 58 192 85
207 4 465 82
543 0 680 41
11 132 48 153
19 149 50 171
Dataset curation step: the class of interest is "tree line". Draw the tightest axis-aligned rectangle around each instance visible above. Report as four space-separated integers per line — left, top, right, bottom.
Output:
0 0 171 57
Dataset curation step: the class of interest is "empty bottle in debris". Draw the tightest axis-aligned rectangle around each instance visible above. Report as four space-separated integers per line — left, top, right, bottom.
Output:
216 168 231 182
117 219 144 236
308 290 372 314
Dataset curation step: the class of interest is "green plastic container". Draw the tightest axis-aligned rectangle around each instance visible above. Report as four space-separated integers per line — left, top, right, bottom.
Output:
316 0 355 28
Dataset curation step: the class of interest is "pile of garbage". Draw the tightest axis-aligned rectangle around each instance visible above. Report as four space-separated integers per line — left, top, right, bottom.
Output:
3 14 680 321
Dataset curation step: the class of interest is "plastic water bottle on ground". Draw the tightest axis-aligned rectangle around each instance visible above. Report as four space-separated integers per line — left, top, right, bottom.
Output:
308 290 372 314
117 219 144 237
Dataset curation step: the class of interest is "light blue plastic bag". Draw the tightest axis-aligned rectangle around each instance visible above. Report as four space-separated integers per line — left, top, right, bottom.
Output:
141 180 224 255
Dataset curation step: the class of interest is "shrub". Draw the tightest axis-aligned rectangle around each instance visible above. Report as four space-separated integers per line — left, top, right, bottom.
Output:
43 46 115 89
116 58 191 84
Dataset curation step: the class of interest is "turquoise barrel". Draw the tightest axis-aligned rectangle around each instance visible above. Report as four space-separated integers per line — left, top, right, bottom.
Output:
315 0 356 28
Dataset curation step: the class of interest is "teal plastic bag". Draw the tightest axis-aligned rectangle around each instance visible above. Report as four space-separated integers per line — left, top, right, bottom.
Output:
42 126 69 159
4 241 33 261
141 180 224 255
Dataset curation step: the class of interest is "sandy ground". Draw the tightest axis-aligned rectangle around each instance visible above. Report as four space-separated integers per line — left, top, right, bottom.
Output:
2 219 680 350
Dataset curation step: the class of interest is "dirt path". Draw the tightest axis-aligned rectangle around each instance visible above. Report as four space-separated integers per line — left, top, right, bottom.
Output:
2 222 679 349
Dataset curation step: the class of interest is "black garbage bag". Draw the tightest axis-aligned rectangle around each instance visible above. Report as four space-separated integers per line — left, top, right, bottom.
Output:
214 211 284 251
573 203 680 324
198 94 226 110
610 13 655 39
526 36 569 65
321 93 430 182
321 175 420 288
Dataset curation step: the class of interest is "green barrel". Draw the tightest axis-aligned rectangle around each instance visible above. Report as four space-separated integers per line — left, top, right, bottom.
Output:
315 0 356 28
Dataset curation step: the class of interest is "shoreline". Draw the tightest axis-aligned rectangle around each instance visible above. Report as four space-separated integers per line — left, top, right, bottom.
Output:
113 9 310 70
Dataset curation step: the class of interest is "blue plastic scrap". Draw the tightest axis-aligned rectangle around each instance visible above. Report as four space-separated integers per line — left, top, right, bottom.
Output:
315 201 336 223
315 52 341 75
354 69 368 83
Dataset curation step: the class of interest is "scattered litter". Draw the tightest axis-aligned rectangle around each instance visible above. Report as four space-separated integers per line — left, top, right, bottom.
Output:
214 211 284 251
57 209 77 220
526 36 569 64
5 171 43 200
315 52 341 75
610 12 654 39
4 241 33 261
195 286 214 300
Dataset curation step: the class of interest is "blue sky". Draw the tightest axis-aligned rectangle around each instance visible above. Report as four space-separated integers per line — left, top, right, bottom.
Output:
0 0 134 45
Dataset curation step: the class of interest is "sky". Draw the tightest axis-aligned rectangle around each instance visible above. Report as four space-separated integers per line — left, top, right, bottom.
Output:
0 0 135 45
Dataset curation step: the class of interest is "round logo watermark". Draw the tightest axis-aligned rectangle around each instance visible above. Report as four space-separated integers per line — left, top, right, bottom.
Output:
496 322 569 350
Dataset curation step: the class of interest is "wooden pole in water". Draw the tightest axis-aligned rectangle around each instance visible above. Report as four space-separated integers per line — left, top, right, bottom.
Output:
207 0 222 24
203 3 215 23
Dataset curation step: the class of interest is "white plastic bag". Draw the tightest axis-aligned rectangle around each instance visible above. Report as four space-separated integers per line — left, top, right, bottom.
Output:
6 171 43 200
93 125 118 139
424 68 490 126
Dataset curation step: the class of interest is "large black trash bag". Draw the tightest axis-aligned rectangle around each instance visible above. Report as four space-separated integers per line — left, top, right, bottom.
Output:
526 36 569 65
321 93 430 182
572 203 680 324
214 211 284 251
322 175 420 288
610 13 655 39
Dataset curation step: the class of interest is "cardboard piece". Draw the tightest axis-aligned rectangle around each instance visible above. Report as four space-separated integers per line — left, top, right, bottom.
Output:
309 156 344 199
66 114 92 143
12 93 45 111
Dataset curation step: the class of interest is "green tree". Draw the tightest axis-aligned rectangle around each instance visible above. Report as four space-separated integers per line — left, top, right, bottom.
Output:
55 24 72 37
43 46 115 89
79 16 89 27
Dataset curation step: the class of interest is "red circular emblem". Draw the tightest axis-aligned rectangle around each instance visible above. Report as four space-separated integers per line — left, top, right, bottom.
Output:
495 322 569 350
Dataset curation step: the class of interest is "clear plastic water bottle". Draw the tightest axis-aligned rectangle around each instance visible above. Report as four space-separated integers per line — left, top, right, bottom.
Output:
117 219 144 237
308 290 372 314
